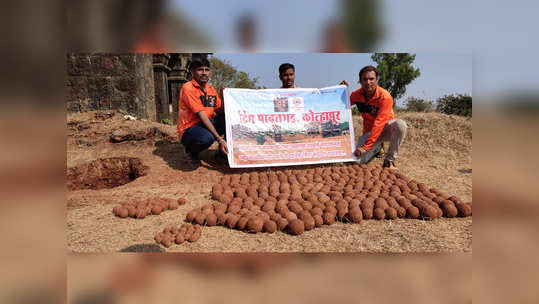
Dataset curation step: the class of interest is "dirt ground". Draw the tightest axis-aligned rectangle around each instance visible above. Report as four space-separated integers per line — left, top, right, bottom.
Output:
66 110 472 253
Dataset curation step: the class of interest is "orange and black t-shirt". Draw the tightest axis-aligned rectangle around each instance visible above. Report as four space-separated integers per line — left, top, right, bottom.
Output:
350 85 395 151
177 79 222 140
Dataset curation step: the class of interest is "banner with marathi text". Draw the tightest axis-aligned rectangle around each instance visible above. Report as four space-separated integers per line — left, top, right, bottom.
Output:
223 85 356 168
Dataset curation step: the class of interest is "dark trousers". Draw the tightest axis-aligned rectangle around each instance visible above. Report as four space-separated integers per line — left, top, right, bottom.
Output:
181 115 225 157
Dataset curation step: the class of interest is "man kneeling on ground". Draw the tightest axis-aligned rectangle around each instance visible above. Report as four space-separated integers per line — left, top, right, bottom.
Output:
177 57 227 165
341 65 407 169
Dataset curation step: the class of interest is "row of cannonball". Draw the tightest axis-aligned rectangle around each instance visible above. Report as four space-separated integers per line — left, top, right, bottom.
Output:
112 197 187 219
183 164 472 235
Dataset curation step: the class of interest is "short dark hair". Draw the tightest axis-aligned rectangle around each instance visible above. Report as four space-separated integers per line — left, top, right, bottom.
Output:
190 57 210 70
279 63 295 75
359 65 378 79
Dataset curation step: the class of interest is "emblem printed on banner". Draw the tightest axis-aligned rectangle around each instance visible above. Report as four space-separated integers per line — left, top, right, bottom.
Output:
273 97 289 112
290 97 304 112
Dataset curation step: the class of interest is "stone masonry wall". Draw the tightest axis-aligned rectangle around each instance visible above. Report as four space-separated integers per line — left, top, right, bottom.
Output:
66 53 156 121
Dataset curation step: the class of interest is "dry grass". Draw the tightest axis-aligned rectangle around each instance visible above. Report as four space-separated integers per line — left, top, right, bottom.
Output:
66 110 472 253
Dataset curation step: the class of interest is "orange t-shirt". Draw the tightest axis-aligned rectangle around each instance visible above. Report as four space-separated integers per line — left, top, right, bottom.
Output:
350 86 395 151
177 79 222 140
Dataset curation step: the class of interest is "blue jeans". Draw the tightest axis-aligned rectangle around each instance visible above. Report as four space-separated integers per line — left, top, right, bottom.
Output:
181 116 225 157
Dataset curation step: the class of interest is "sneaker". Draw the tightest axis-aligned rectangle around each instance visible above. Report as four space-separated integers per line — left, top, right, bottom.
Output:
382 159 397 169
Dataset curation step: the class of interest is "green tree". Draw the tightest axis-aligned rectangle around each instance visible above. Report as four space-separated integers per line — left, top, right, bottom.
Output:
371 53 421 105
342 0 384 51
209 57 265 91
405 97 434 112
436 94 472 117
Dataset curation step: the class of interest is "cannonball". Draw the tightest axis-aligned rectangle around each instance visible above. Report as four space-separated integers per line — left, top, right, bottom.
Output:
337 208 348 221
285 211 298 222
385 207 397 219
288 202 303 214
227 204 241 214
310 207 323 216
165 200 178 210
435 206 443 218
322 212 336 225
186 210 198 222
420 206 437 220
325 206 338 215
361 206 373 220
406 206 420 219
269 212 281 222
162 238 173 248
348 207 363 223
235 216 249 230
263 220 277 233
117 207 128 218
288 219 305 235
226 215 240 229
455 203 472 217
175 234 185 245
194 213 206 225
277 218 288 231
220 195 232 204
206 213 218 226
151 206 163 215
373 208 385 220
313 215 324 227
262 202 276 212
303 215 315 230
448 195 463 205
242 200 254 209
112 206 121 215
127 206 136 217
217 213 229 225
135 209 146 219
298 210 311 221
374 198 389 210
188 231 201 242
246 217 264 233
396 206 406 218
178 197 187 205
154 233 163 244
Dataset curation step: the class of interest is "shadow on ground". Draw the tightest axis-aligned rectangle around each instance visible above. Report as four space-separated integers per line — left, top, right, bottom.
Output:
119 243 164 252
152 140 231 173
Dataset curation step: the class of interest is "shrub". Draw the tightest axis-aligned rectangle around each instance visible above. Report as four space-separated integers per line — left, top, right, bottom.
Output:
405 97 434 112
436 94 472 117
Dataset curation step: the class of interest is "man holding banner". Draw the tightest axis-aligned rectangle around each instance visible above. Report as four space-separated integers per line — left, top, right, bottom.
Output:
177 57 228 165
279 63 299 89
341 65 408 169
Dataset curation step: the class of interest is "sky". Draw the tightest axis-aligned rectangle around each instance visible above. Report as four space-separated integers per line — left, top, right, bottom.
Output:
214 53 472 107
170 0 538 100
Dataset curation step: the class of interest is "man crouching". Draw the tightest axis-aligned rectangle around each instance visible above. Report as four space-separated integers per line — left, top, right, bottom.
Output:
177 57 227 165
341 65 407 169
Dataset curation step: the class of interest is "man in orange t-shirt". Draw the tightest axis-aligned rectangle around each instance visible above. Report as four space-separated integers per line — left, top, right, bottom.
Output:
177 57 227 165
279 63 299 89
341 65 407 169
